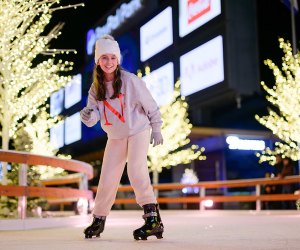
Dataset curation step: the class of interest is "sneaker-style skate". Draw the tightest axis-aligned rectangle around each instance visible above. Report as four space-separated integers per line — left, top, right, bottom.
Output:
133 203 164 240
84 216 106 239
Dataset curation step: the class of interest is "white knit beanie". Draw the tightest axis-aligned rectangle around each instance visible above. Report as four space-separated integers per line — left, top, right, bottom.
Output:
94 35 121 64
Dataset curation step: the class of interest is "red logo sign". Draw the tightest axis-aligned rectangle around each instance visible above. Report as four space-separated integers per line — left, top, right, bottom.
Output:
187 0 211 24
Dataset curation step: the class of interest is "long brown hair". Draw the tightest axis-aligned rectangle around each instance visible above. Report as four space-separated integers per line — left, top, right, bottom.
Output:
92 64 122 101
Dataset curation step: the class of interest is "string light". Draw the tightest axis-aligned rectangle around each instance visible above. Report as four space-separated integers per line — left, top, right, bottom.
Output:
12 107 69 179
147 79 206 173
255 38 300 164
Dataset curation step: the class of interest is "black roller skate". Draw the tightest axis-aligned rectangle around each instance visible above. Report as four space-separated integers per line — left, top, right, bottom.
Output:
84 216 106 239
133 203 164 240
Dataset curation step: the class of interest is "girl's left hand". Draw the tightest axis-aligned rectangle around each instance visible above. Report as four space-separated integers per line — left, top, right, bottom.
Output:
150 132 163 147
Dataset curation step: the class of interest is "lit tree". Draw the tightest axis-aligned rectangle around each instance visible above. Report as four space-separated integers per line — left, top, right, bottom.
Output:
180 168 200 194
13 107 58 154
13 107 68 179
255 38 300 164
147 80 206 185
0 0 83 184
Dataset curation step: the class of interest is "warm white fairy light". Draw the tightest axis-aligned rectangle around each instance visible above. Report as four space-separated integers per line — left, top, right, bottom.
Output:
0 0 82 183
12 107 67 179
147 80 206 173
255 38 300 164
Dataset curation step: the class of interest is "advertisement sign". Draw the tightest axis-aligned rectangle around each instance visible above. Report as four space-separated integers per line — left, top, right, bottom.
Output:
140 6 173 61
50 122 64 149
179 0 221 37
180 35 224 96
64 74 82 109
86 0 143 55
142 62 174 106
64 112 82 145
50 88 64 117
226 136 266 151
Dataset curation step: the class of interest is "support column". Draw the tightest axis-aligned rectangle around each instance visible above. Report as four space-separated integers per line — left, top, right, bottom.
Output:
18 163 28 219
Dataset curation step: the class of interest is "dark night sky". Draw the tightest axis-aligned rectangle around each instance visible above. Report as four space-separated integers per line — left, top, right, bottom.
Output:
257 0 300 84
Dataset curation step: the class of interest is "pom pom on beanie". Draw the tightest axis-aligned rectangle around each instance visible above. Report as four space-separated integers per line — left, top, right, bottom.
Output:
94 35 121 64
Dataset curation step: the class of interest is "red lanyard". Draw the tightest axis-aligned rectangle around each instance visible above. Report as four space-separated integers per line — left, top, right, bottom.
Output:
103 93 125 126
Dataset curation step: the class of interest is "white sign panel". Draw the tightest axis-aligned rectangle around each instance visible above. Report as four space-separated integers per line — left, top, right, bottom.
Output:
226 136 266 151
64 112 82 145
140 6 173 61
179 0 221 37
180 35 224 96
50 122 64 149
50 88 64 117
142 62 174 106
64 74 82 109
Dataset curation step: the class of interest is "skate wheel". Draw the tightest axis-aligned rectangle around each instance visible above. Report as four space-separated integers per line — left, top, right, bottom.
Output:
85 234 92 239
155 232 163 239
134 235 148 241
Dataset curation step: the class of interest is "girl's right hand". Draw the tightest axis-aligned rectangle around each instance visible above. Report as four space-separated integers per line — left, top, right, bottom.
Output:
80 107 93 121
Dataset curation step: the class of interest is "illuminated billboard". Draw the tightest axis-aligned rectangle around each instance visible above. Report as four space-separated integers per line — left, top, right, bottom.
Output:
50 88 64 117
180 35 224 96
50 122 64 149
179 0 221 37
64 112 82 145
142 62 174 106
140 6 173 61
64 74 82 109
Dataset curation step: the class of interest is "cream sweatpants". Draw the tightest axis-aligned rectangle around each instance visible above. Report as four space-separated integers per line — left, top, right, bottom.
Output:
93 129 157 216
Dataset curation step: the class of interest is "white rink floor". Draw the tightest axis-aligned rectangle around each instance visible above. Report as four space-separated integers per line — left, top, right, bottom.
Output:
1 210 300 250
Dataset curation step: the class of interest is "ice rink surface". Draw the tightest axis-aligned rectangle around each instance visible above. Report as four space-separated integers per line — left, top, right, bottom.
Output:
1 210 300 250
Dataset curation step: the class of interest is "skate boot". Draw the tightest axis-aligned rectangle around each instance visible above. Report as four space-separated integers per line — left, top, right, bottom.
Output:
84 216 106 239
133 203 164 240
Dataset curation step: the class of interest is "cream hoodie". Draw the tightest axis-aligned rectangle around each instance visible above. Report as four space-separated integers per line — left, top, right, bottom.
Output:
81 70 162 139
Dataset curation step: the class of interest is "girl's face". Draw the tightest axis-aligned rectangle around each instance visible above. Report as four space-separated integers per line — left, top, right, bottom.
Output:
98 54 118 77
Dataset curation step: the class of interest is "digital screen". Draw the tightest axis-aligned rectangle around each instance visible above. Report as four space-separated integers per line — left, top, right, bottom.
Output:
226 136 266 151
142 62 174 106
180 35 224 96
50 122 64 149
179 0 221 37
140 6 173 61
64 112 82 145
64 74 82 109
50 88 64 117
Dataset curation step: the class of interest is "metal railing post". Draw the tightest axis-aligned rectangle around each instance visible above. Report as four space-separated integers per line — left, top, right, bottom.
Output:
78 173 89 215
256 184 261 211
79 173 88 190
199 187 206 211
18 163 28 219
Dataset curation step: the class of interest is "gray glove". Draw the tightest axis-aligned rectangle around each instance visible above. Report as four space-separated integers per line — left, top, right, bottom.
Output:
150 131 163 147
80 107 93 121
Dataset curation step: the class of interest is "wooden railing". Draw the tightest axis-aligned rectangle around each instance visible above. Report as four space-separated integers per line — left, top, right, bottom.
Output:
92 175 300 211
0 150 94 219
1 149 300 218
